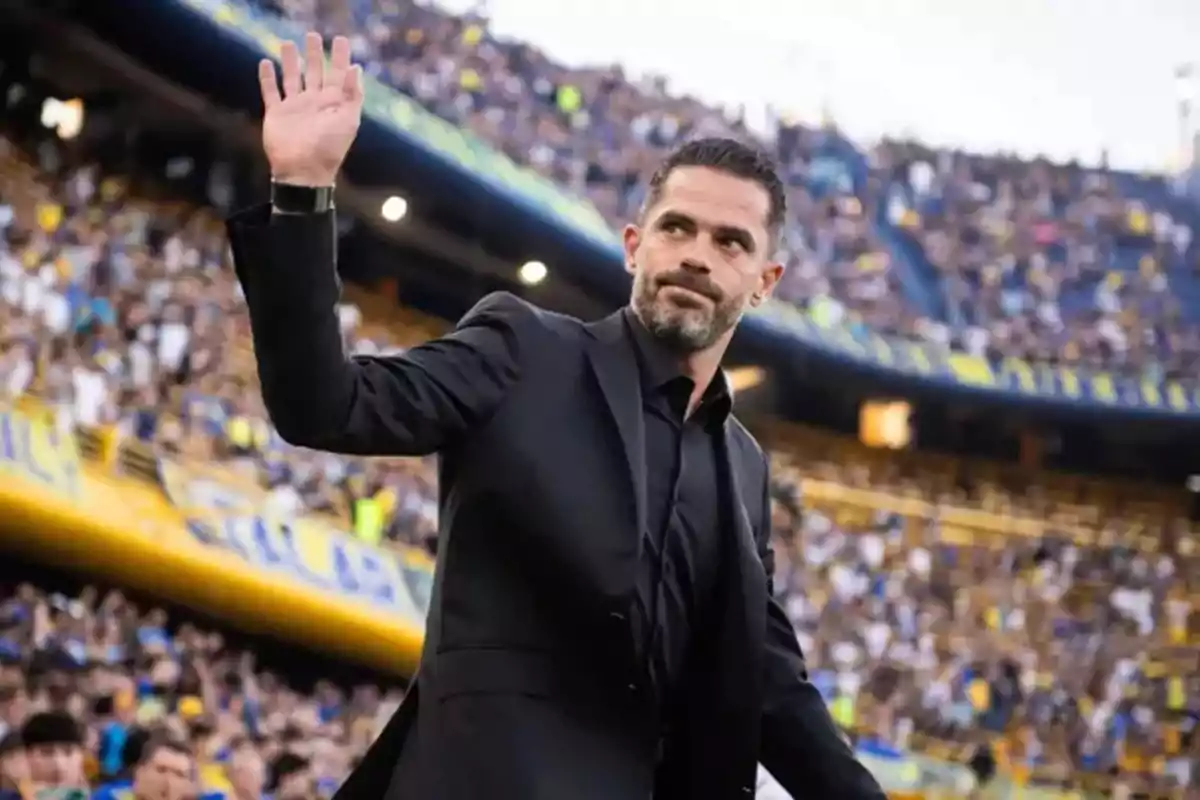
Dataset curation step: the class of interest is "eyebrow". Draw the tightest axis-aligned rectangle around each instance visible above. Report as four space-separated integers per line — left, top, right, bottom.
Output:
656 211 758 254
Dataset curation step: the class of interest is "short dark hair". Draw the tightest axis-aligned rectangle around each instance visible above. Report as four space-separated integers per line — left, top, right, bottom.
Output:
138 733 192 766
642 137 787 240
269 752 310 790
20 711 82 749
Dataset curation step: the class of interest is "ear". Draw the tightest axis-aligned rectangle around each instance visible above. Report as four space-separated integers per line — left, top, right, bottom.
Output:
750 262 784 306
622 223 641 277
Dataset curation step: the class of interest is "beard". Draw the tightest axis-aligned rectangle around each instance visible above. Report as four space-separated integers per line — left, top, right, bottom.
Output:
631 268 745 353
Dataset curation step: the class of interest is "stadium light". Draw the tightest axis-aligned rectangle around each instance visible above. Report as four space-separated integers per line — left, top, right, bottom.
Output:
380 195 408 222
517 260 547 286
40 97 84 141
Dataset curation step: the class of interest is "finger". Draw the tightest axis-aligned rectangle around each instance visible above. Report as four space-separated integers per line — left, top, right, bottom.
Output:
258 59 282 110
303 31 325 92
326 35 351 90
280 40 302 99
342 64 363 103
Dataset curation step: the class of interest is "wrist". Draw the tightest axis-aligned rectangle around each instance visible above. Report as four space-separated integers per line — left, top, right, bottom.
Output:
270 181 336 214
270 172 336 189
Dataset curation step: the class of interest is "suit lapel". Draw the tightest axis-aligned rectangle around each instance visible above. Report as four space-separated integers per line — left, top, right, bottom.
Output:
584 310 648 541
719 425 768 635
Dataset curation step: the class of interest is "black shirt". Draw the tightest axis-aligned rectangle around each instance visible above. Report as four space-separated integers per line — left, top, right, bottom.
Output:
623 308 732 708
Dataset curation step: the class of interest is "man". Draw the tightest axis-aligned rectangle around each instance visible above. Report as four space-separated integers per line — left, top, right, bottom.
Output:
18 711 87 798
0 732 26 800
94 730 207 800
229 31 885 800
128 736 195 800
268 753 313 800
223 738 266 800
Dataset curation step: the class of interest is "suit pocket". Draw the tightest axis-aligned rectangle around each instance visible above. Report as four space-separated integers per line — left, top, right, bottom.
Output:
429 648 650 800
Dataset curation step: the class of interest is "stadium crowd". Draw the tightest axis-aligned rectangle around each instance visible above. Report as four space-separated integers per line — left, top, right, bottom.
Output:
0 0 1196 797
256 0 1200 382
0 582 399 799
0 134 441 554
875 140 1200 382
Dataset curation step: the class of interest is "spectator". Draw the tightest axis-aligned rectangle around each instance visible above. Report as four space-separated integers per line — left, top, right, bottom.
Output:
20 711 88 797
0 733 27 800
98 734 195 800
268 752 313 800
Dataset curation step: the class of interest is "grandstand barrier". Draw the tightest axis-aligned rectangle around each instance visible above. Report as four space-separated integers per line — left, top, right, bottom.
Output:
0 403 426 675
81 0 1200 421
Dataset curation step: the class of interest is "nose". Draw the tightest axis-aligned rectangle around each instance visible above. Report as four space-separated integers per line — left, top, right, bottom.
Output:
679 255 710 274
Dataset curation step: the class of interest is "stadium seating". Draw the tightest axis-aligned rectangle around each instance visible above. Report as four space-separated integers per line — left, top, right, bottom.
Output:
0 582 403 798
250 0 1200 386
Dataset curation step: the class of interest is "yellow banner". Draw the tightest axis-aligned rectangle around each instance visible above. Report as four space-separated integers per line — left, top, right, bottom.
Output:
0 406 424 675
0 408 81 497
156 459 429 622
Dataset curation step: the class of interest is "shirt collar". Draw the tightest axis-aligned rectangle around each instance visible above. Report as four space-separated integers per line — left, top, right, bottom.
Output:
622 307 733 429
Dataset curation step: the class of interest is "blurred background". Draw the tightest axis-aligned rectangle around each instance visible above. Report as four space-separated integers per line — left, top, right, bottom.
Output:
0 0 1198 797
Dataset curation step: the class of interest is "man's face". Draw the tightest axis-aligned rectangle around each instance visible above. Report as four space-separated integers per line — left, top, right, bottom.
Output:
227 747 265 798
624 165 782 353
26 743 82 788
132 746 193 800
277 768 314 800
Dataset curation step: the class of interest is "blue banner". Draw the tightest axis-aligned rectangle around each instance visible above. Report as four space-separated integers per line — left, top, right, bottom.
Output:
757 301 1200 415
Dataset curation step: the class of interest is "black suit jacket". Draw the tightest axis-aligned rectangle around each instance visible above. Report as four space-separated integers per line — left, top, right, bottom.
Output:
227 205 885 800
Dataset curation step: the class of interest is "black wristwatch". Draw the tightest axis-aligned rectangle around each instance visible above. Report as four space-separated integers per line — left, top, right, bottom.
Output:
270 180 336 214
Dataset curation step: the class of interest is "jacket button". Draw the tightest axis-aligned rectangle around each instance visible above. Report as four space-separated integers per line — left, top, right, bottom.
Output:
609 611 626 622
627 682 638 692
741 787 753 795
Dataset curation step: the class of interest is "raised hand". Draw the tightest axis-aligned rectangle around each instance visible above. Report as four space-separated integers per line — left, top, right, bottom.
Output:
258 32 363 187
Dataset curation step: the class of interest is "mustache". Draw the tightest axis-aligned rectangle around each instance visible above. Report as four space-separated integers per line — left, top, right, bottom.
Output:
655 272 723 302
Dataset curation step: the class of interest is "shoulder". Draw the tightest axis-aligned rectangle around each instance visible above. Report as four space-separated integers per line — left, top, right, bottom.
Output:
459 291 589 349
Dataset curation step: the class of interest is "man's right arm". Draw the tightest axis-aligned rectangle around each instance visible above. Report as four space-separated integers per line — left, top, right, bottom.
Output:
226 204 535 456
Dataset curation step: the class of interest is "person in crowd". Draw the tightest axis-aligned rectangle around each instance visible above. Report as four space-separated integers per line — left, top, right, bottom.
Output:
0 733 28 800
98 734 195 800
20 711 89 797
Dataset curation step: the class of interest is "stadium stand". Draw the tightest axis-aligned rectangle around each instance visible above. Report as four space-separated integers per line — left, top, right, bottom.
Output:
247 0 1200 375
0 0 1197 798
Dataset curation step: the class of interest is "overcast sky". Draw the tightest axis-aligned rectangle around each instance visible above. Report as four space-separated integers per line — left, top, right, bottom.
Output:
437 0 1200 171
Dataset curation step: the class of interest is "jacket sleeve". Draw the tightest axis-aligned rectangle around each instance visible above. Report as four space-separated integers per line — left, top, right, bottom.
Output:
226 204 537 456
754 458 887 799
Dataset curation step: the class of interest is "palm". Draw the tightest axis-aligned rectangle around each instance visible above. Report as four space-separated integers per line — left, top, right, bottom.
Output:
258 33 363 186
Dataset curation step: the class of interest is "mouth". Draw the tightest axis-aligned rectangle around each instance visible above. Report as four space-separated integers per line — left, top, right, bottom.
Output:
659 284 713 306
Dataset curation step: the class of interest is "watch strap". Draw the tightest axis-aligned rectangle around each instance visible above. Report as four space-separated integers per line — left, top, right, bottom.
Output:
270 181 335 214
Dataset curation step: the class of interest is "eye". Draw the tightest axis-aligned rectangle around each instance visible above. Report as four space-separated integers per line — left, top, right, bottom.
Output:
716 235 746 253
